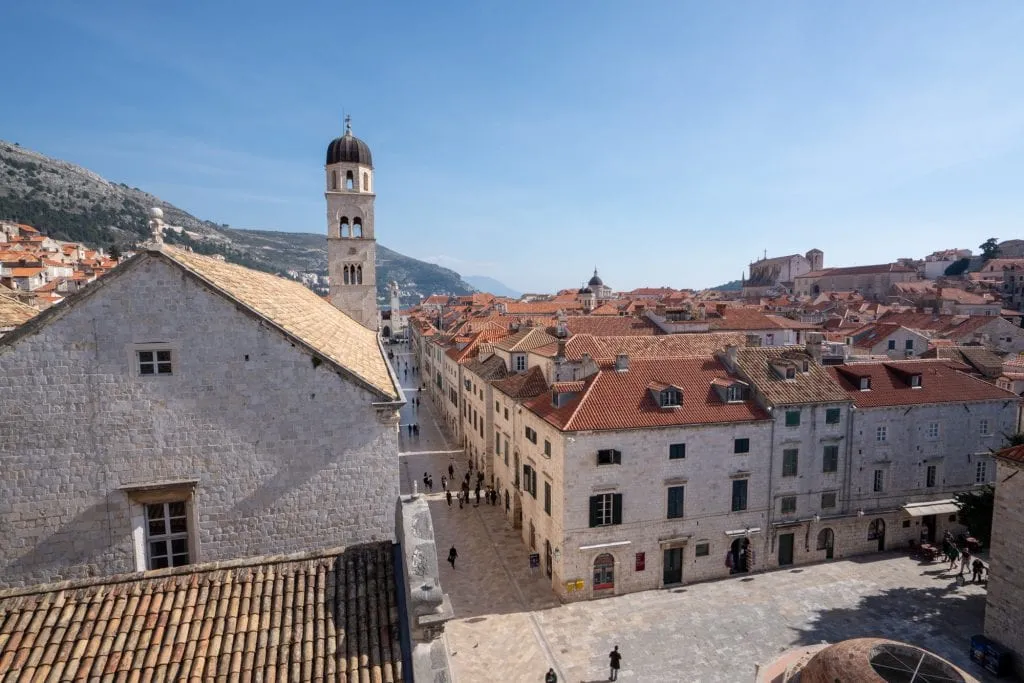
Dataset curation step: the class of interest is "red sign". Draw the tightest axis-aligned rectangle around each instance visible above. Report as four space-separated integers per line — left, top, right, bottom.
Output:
635 552 646 571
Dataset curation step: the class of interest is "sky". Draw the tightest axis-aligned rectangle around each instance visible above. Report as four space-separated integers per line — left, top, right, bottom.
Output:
2 2 1024 293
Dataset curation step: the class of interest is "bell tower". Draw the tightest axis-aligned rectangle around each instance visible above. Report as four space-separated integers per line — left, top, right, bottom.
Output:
326 115 378 330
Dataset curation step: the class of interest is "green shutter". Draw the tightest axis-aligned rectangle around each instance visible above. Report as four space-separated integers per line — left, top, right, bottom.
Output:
612 493 623 525
589 496 599 527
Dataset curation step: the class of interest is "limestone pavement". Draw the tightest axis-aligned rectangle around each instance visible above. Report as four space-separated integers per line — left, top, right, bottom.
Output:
390 344 997 683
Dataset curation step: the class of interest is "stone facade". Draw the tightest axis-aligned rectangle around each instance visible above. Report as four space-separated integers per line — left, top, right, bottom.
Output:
0 256 400 589
985 455 1024 677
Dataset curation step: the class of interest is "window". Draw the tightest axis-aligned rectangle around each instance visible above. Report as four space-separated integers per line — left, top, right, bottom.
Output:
666 486 685 519
821 492 837 509
887 339 896 350
525 426 537 444
876 425 887 442
544 440 551 457
859 377 871 391
669 443 686 460
905 339 914 351
589 493 622 527
504 439 510 465
593 553 615 589
979 419 990 436
144 501 190 569
597 449 622 466
695 543 710 557
734 438 750 454
975 460 988 484
731 480 748 512
780 496 797 514
909 374 921 387
926 465 937 488
726 384 744 402
504 408 509 420
544 481 551 515
926 422 939 440
523 464 537 497
785 410 801 427
873 469 884 492
138 349 173 376
825 408 841 425
514 355 526 372
785 367 796 380
782 449 798 477
822 445 839 473
495 401 500 413
660 389 681 408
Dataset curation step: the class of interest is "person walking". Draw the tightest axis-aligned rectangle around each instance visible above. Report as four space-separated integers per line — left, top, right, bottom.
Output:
448 463 454 479
960 548 972 576
447 546 458 569
422 472 429 491
545 668 557 683
474 486 481 507
608 645 621 681
426 475 433 492
972 558 985 583
947 544 960 571
441 475 447 490
458 491 464 509
446 490 452 507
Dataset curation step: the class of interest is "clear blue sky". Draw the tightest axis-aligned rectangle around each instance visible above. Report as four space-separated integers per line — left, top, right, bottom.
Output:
3 2 1023 292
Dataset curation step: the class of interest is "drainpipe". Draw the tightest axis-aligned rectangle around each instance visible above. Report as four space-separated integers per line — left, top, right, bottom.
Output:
843 403 856 518
764 406 776 566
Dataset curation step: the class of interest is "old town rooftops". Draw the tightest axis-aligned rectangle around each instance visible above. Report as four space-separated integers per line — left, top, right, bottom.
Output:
0 543 403 683
0 247 400 402
827 359 1018 408
532 332 749 361
729 346 851 406
0 293 37 329
492 327 557 353
525 356 769 432
995 443 1024 466
492 366 549 400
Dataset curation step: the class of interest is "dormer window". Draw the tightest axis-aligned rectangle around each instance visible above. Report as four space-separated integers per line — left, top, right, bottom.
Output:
726 384 744 402
859 377 871 391
785 367 796 380
661 388 681 408
909 374 922 388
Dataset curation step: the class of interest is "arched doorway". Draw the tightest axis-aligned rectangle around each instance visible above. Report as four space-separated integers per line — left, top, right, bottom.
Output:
729 538 751 573
868 519 886 551
817 528 835 560
593 553 615 591
382 326 392 338
544 540 553 578
512 491 523 529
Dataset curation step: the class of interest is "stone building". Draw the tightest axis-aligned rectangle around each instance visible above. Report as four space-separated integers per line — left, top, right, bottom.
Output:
742 249 823 297
326 116 378 330
985 443 1024 677
0 244 403 589
792 263 919 299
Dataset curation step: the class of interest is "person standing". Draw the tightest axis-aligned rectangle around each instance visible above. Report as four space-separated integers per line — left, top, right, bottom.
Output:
446 490 452 507
441 475 447 490
475 486 481 507
448 463 455 479
447 546 458 569
972 558 985 583
960 548 972 576
545 669 557 683
427 475 433 492
608 645 621 681
947 544 959 571
422 472 429 491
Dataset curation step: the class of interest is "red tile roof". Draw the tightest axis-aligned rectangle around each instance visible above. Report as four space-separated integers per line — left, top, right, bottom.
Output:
827 359 1017 408
532 332 749 361
492 366 549 399
563 316 662 336
525 357 770 432
799 263 917 278
995 443 1024 465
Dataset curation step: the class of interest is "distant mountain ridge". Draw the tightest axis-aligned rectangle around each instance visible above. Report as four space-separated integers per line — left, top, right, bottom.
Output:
0 140 474 301
463 275 521 299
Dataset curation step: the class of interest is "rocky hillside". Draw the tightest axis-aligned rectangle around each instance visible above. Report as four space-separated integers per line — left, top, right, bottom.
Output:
0 140 474 302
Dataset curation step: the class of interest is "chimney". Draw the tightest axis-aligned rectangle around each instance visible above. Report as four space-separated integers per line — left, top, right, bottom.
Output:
724 344 739 369
556 339 567 361
716 303 727 316
615 354 629 372
805 332 823 364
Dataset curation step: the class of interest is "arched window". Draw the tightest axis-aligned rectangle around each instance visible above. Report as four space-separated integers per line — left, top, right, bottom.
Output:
363 172 369 192
340 216 350 238
343 265 350 285
356 265 363 284
868 519 885 540
346 171 354 190
593 553 615 590
331 170 338 190
353 218 363 238
817 528 834 551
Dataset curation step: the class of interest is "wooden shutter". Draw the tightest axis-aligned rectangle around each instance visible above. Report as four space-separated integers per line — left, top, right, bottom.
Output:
612 493 623 525
613 450 622 464
589 496 599 527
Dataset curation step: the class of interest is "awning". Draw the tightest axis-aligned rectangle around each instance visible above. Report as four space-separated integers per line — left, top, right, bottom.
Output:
578 540 631 551
658 535 691 548
725 527 761 537
902 500 959 517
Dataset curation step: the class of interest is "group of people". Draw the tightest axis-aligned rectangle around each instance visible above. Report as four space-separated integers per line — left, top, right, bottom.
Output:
436 459 500 510
538 645 619 681
405 423 420 437
942 531 987 584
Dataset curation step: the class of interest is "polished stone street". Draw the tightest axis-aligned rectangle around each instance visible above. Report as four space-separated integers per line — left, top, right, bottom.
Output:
390 342 995 682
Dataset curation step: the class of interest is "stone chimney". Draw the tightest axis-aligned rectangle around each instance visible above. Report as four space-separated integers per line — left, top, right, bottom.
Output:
805 332 823 364
716 303 727 316
556 339 567 361
723 344 739 369
615 353 629 373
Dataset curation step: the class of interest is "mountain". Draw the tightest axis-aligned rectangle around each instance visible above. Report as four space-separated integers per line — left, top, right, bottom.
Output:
463 275 520 299
0 140 474 302
710 279 743 291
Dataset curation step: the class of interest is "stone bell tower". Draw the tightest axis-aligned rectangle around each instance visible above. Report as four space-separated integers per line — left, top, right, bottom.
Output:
326 116 378 330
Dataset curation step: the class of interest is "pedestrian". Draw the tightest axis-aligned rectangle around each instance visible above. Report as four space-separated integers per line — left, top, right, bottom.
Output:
404 369 408 379
458 491 464 509
427 475 433 492
608 645 621 681
407 424 412 436
464 472 470 485
414 424 420 437
545 668 558 683
448 463 454 479
972 558 985 583
441 475 447 490
446 490 452 507
422 472 429 491
475 487 481 506
947 544 959 571
477 471 484 485
447 545 458 569
960 548 972 576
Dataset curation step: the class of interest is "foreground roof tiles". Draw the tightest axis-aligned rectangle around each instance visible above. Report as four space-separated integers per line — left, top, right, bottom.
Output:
492 366 549 399
0 294 37 329
533 332 749 361
827 359 1018 408
562 316 662 336
0 543 402 683
995 443 1024 465
732 346 851 405
527 356 769 432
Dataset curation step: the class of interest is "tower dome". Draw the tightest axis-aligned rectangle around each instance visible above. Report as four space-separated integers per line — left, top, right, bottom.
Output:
588 269 604 287
326 116 373 167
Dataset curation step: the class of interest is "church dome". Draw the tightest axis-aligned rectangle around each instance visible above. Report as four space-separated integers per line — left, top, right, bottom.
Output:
588 269 604 287
326 117 373 168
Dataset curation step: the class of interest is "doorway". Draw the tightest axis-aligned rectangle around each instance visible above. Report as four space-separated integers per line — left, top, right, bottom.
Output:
729 538 750 573
868 518 886 551
663 548 683 585
778 533 795 566
922 515 936 544
817 528 835 560
544 540 552 578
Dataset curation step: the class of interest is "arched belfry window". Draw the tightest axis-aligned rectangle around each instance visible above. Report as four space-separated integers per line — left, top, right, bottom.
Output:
353 218 363 238
343 265 350 285
340 216 350 238
356 265 363 284
363 172 369 192
346 171 354 190
331 170 338 190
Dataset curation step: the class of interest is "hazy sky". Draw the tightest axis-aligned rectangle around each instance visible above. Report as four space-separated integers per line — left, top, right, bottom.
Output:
3 2 1023 292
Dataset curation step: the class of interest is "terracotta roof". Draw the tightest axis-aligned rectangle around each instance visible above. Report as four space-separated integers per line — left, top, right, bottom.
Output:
798 263 917 278
876 311 995 340
551 380 586 392
706 308 783 331
995 443 1024 465
533 332 750 361
828 359 1018 408
0 294 37 328
422 294 449 305
562 316 662 336
492 327 558 353
503 301 577 315
589 303 619 316
0 543 403 682
525 357 769 432
730 346 851 405
463 353 509 381
492 366 548 400
7 268 43 278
